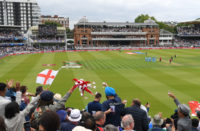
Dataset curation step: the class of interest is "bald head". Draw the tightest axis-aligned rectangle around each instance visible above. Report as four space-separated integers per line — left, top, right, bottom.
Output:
93 111 106 126
122 114 134 130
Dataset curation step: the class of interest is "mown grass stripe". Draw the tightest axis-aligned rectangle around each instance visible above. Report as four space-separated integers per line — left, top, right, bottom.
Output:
0 54 43 82
0 55 30 78
54 52 85 108
66 52 102 107
21 53 56 93
85 51 173 116
136 68 199 100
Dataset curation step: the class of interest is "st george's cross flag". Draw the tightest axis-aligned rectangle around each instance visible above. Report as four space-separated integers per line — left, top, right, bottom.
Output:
36 69 58 85
188 101 200 116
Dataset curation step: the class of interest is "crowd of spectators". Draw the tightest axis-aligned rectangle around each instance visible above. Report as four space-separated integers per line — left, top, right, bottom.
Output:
31 37 65 43
0 46 39 56
174 39 200 47
0 30 24 41
0 80 198 131
0 45 67 57
177 26 200 36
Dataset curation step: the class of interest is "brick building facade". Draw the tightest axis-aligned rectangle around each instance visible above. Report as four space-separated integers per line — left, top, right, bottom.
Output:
74 18 160 47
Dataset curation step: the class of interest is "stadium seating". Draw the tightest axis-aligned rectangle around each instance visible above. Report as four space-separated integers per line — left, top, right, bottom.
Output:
0 80 195 131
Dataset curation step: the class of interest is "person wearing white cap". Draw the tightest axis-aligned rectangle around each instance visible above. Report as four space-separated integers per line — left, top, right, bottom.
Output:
72 113 96 131
61 109 82 131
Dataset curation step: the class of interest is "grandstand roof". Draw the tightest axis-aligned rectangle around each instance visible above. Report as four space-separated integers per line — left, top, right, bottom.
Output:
76 21 158 26
30 26 66 31
0 0 38 3
0 25 21 28
160 29 173 35
180 19 200 24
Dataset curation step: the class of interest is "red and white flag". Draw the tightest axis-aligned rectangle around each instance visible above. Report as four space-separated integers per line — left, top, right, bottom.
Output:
188 101 200 116
36 69 58 85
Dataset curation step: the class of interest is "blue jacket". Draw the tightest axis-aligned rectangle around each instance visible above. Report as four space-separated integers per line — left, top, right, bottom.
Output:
102 96 124 126
125 105 149 131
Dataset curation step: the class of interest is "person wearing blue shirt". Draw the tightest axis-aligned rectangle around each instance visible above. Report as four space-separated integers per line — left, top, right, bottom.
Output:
87 93 102 115
102 86 125 127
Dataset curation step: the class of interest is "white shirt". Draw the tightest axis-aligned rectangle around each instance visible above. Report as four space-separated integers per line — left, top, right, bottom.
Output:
0 91 21 118
0 96 11 117
5 95 40 131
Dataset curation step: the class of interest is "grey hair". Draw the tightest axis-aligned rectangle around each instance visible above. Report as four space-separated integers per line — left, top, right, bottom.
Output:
104 124 119 131
122 114 134 128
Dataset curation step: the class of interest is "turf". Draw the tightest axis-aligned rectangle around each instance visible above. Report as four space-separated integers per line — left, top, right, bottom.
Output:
1 49 200 117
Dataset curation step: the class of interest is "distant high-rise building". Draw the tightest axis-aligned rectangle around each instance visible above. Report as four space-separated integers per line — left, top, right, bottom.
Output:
41 15 69 28
0 0 41 32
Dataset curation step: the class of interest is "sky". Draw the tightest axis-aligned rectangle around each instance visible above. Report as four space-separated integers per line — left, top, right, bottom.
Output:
37 0 200 29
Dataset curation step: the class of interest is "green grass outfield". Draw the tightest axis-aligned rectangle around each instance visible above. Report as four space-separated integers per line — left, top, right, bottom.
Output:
0 49 200 117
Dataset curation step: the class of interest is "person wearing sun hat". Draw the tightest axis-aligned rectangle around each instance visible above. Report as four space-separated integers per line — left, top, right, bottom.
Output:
61 109 82 131
101 84 125 127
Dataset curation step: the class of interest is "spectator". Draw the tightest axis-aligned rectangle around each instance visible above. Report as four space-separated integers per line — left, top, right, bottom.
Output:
94 111 106 131
87 93 102 115
168 92 192 131
196 111 200 130
0 80 21 117
82 115 96 131
162 118 173 131
61 109 82 131
36 86 43 96
20 86 30 105
170 110 179 130
5 81 20 101
72 126 92 131
0 116 6 131
30 86 75 130
104 124 119 131
149 114 163 131
4 94 40 131
191 118 199 131
31 86 43 101
122 114 135 131
56 109 68 123
102 86 125 126
39 111 60 131
73 113 96 131
54 93 62 104
124 99 149 131
0 83 11 117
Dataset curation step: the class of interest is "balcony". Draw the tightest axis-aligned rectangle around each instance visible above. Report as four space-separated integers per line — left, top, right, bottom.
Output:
81 37 88 40
92 38 147 41
177 34 200 37
159 37 173 40
91 32 146 35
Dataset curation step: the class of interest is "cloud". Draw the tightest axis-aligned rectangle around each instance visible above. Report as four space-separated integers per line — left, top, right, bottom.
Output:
37 0 200 29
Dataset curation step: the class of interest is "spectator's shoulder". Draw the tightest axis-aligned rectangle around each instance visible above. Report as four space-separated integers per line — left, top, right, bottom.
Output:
87 101 93 106
61 121 70 127
102 100 108 104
